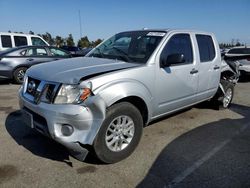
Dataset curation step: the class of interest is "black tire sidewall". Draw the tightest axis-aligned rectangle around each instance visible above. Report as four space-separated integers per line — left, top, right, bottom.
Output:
13 67 27 84
94 102 143 163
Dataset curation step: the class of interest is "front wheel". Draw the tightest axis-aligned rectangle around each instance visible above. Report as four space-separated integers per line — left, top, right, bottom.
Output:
13 67 27 84
93 102 143 163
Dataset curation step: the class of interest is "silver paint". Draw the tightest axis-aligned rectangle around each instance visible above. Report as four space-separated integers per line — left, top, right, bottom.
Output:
19 29 222 158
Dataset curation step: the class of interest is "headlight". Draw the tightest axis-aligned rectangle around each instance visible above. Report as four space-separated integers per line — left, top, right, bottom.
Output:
22 75 28 94
54 83 92 104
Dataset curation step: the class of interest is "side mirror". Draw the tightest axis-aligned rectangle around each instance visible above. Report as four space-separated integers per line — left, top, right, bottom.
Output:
160 53 185 68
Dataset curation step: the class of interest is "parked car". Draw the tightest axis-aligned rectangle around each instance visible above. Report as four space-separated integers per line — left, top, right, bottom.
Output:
60 46 92 57
60 46 82 57
220 48 230 56
19 29 237 163
80 47 93 56
0 32 49 51
225 46 250 76
0 46 71 83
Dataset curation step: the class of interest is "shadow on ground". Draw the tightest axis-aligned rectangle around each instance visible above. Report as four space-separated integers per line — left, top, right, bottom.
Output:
238 75 250 83
5 111 102 166
4 110 115 166
137 104 250 188
0 80 15 85
5 111 74 166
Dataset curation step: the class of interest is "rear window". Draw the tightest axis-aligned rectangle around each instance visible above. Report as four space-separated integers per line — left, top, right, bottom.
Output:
196 35 215 62
14 36 28 47
228 48 250 54
1 35 12 48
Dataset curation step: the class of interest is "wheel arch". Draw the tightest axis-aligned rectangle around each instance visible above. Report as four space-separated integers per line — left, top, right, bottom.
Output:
113 96 149 126
95 80 153 125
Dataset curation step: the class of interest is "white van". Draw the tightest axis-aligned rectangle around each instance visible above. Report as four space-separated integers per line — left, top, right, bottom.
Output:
0 32 49 51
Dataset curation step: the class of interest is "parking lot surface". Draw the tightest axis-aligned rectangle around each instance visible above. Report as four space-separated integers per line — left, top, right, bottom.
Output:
0 80 250 188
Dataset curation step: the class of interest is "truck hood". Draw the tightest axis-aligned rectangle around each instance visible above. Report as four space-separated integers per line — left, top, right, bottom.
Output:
26 57 141 84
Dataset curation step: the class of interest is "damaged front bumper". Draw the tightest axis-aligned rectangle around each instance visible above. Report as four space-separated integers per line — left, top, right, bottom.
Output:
19 87 106 161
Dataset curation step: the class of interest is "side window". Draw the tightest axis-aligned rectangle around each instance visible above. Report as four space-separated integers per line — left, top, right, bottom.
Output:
20 50 27 56
31 37 47 46
196 35 215 62
50 48 68 56
14 36 28 46
26 48 48 56
161 34 193 64
1 35 12 48
228 48 250 54
244 48 250 54
227 48 243 54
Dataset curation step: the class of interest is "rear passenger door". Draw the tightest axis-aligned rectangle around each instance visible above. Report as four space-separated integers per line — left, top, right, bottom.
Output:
195 34 220 100
24 47 52 65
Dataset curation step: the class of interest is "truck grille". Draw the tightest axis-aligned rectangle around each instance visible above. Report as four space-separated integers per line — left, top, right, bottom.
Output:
24 77 60 104
45 84 56 101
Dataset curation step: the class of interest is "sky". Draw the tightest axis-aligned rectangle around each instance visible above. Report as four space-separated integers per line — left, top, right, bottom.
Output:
0 0 250 44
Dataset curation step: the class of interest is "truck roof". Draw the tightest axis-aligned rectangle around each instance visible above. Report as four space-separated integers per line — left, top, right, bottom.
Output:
0 32 40 37
122 28 215 36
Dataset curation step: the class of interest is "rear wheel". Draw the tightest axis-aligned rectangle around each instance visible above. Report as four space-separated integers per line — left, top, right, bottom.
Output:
13 67 27 84
93 102 143 163
211 80 234 109
221 83 234 108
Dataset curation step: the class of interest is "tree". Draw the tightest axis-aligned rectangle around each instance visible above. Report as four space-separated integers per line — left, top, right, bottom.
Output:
235 42 241 46
231 39 235 46
41 32 55 45
66 34 75 46
77 36 90 48
92 39 103 47
55 36 65 47
29 31 35 35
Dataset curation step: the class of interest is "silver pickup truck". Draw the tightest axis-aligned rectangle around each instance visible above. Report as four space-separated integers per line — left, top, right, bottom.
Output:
19 29 234 163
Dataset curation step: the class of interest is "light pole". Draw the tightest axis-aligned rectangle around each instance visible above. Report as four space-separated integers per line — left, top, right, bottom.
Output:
78 10 83 39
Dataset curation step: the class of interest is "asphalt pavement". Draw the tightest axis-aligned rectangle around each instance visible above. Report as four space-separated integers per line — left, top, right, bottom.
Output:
0 79 250 188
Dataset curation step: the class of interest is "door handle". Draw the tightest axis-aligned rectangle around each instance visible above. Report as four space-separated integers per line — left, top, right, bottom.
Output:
26 58 34 61
190 69 198 74
214 65 220 70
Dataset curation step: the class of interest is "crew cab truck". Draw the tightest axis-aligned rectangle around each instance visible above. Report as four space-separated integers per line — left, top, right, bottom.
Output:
19 29 232 163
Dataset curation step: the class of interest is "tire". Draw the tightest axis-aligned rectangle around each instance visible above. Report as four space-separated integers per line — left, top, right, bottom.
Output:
13 67 27 84
93 102 143 163
220 81 234 109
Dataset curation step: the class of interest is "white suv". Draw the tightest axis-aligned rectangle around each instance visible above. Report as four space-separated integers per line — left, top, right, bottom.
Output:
0 32 49 51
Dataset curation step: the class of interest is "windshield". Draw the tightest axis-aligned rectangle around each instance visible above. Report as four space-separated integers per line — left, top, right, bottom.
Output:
87 31 165 63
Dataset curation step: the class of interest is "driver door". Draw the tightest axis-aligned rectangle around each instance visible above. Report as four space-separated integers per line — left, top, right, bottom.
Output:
154 33 199 116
